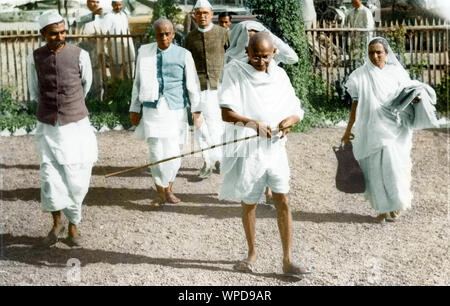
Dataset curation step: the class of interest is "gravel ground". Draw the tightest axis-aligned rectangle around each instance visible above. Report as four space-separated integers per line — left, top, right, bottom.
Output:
0 127 448 286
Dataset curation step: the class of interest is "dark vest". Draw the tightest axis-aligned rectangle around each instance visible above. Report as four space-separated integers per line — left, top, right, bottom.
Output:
33 44 88 126
184 25 229 90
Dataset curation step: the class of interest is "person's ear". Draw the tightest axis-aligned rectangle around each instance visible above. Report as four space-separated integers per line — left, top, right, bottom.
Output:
272 47 277 57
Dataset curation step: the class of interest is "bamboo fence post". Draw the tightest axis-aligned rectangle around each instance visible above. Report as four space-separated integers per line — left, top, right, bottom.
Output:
12 32 19 101
126 30 133 79
5 30 11 88
120 30 126 79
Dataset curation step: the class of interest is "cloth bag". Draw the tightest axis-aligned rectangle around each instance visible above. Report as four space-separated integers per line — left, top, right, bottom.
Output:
333 141 365 193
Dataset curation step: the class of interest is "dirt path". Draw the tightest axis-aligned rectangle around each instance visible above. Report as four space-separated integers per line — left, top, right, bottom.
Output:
0 128 448 285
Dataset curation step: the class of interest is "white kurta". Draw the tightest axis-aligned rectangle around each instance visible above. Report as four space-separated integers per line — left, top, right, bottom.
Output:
345 40 438 214
129 43 201 187
103 11 135 78
27 46 97 224
190 24 226 165
345 5 375 29
218 60 303 203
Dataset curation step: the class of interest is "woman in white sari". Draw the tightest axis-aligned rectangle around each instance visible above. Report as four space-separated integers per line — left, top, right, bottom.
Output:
341 37 438 223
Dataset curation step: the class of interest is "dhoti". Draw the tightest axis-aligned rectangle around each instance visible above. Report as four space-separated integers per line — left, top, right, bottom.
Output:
35 117 98 224
134 97 188 188
195 87 224 164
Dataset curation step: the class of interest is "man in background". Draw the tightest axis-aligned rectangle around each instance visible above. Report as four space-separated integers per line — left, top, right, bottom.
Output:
218 12 232 30
184 0 229 179
104 0 135 80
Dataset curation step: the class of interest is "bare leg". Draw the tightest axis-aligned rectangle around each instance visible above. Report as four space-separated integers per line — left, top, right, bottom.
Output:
265 187 273 203
152 184 166 206
272 193 294 271
165 182 180 204
241 202 258 264
68 223 79 238
51 211 63 232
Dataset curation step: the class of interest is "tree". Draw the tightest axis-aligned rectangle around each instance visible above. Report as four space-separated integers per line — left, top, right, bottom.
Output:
245 0 312 107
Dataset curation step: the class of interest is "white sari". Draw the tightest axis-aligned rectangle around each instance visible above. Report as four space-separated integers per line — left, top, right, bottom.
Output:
345 37 438 214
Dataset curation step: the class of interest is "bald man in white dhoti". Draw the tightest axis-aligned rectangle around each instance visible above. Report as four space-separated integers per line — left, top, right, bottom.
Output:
27 11 98 247
219 33 310 277
129 18 201 206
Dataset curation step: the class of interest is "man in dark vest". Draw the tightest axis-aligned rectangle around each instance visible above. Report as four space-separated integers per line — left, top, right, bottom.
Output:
27 10 98 247
184 0 229 179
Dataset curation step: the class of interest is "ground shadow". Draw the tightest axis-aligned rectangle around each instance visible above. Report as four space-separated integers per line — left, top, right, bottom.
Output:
1 187 373 223
292 211 374 224
0 234 300 283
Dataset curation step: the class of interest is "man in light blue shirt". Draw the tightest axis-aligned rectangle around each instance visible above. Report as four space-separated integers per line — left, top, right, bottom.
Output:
129 18 201 206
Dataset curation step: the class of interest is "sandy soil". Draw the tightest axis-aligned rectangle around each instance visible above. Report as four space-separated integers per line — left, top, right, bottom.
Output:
0 127 448 286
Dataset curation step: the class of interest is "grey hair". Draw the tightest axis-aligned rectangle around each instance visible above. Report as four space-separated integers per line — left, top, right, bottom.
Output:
152 17 174 31
368 38 389 54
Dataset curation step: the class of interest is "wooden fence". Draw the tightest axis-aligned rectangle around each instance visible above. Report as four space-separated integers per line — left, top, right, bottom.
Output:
1 20 449 102
306 19 450 97
0 28 148 102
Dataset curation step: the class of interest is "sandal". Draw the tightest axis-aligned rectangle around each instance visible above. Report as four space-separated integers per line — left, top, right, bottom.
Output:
389 211 401 220
64 235 83 248
165 192 181 204
233 260 254 273
151 195 165 207
282 263 311 279
375 213 388 223
38 225 65 248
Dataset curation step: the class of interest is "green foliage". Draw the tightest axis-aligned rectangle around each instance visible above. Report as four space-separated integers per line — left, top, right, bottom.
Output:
0 114 36 132
89 112 121 130
147 0 183 43
385 26 407 64
409 59 427 80
434 73 450 116
104 79 133 114
245 0 349 132
0 87 21 117
0 87 37 132
245 0 311 105
87 79 134 130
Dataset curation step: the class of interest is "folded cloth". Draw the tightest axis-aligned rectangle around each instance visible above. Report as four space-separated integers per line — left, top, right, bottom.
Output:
380 80 439 129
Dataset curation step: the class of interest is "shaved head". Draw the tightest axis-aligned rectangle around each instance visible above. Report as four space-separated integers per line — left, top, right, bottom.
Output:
248 32 274 52
246 32 276 73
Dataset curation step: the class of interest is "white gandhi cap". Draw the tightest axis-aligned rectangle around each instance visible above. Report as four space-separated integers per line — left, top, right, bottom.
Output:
39 10 64 30
194 0 212 9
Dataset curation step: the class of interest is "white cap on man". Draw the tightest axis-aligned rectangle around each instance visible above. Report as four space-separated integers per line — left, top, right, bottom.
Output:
194 0 212 9
39 10 64 30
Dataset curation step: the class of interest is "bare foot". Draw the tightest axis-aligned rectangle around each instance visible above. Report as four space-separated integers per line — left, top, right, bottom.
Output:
165 192 181 204
151 194 165 207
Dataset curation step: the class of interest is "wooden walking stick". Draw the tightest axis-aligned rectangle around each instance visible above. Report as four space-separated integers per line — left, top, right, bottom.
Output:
105 125 294 178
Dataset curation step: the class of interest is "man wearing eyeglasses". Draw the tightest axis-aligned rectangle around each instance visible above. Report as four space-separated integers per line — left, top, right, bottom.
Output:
184 0 229 179
27 11 98 248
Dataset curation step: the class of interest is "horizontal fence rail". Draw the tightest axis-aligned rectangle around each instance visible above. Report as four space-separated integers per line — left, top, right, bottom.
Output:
0 28 149 102
1 20 449 103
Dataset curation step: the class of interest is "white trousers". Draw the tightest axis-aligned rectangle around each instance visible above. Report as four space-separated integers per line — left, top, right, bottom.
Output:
147 137 181 188
40 161 93 225
195 88 224 164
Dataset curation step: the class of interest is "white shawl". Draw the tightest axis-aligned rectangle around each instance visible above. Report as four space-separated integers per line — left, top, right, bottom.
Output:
345 37 437 160
224 21 298 65
219 59 303 173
